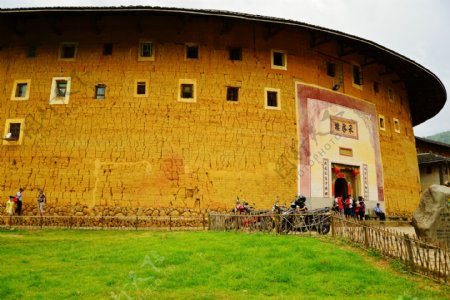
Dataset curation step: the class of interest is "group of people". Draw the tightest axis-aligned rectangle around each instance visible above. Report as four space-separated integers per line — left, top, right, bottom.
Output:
4 188 47 217
333 195 366 220
333 195 385 221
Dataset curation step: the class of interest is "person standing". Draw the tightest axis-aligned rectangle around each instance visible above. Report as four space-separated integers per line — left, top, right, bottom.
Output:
15 188 24 215
37 189 47 217
5 196 15 226
358 196 366 221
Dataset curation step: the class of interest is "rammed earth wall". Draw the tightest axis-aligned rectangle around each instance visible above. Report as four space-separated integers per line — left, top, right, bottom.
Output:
0 10 422 214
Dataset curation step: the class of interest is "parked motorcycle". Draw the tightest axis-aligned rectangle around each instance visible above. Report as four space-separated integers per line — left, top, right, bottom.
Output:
279 196 331 235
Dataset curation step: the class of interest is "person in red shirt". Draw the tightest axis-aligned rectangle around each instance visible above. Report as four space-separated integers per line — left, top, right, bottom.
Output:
334 196 344 215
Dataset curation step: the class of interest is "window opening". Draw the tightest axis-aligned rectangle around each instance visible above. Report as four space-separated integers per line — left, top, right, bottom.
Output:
136 82 146 95
60 44 76 59
95 84 106 99
226 87 239 101
267 91 278 107
181 84 194 99
186 45 199 59
229 47 242 61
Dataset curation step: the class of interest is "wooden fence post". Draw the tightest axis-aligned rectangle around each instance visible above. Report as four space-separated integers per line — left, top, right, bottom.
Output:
331 215 335 237
169 216 172 231
404 234 415 272
363 226 369 248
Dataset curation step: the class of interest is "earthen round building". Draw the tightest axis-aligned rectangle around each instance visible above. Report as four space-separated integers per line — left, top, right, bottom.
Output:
0 7 446 216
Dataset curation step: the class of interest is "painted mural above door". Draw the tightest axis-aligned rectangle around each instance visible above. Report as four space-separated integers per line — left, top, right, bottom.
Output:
296 83 384 203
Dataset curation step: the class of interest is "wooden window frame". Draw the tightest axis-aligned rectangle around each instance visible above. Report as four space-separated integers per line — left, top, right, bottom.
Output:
11 79 31 101
49 77 71 105
3 118 25 145
226 87 239 102
378 114 386 131
264 87 281 110
178 79 197 103
134 80 149 97
95 84 106 100
138 40 155 61
271 49 287 70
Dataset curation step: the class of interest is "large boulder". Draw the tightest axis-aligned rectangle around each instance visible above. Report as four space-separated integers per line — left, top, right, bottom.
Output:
412 184 450 246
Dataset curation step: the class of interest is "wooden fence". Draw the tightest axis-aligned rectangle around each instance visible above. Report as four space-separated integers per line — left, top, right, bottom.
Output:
1 215 207 230
332 214 449 284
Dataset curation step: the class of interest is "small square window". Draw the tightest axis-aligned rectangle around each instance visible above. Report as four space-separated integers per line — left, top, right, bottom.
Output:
181 84 194 98
103 43 113 56
50 77 71 104
138 40 154 61
353 65 362 86
137 82 146 95
26 45 36 58
95 84 106 99
59 43 77 60
11 80 31 100
186 44 199 59
3 118 25 145
140 42 152 57
267 91 278 106
227 87 239 102
56 81 67 97
265 88 281 109
229 47 242 61
178 79 196 102
326 62 336 77
379 115 386 131
393 118 400 133
8 123 21 140
271 50 286 70
16 84 27 97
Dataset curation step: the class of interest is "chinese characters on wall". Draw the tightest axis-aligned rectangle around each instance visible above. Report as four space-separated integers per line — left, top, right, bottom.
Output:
330 116 358 139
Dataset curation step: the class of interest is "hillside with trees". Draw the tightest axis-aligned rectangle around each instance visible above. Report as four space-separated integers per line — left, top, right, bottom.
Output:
427 130 450 145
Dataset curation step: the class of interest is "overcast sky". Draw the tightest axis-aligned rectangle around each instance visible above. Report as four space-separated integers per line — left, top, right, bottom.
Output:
2 0 449 137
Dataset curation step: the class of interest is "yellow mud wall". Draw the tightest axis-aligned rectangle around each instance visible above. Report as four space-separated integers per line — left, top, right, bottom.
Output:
0 14 420 215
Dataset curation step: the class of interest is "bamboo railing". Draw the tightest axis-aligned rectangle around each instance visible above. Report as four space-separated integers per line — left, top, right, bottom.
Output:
332 214 449 284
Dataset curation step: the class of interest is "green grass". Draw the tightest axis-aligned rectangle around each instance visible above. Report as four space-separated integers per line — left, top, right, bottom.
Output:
0 229 448 299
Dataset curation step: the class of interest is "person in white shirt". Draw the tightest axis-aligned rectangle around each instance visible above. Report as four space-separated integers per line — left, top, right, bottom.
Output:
374 203 386 221
15 188 24 215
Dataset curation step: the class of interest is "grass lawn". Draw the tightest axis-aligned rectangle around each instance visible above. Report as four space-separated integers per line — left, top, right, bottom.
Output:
0 229 448 299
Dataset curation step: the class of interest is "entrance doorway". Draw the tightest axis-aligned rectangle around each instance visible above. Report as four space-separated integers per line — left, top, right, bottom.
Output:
334 177 348 198
332 164 360 198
